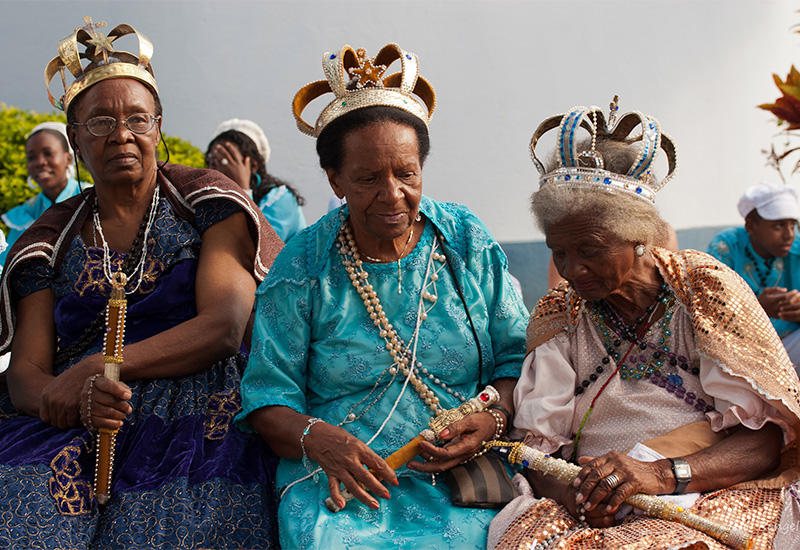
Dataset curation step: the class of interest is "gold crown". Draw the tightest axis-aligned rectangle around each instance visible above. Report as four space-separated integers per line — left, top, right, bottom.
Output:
45 16 157 112
530 98 678 204
292 43 436 137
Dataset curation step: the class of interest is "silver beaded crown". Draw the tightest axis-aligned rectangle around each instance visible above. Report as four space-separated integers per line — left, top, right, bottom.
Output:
530 98 677 204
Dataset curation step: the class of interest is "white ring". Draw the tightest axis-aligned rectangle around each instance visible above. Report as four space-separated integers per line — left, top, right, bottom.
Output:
220 158 229 166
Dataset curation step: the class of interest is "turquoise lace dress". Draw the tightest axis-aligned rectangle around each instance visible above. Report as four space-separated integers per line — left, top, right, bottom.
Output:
236 197 528 549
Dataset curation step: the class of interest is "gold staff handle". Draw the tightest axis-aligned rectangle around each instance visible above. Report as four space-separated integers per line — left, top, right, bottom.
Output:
93 272 127 505
324 385 500 512
486 441 754 550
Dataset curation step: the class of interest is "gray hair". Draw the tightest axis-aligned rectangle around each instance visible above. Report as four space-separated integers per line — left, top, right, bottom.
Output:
532 137 669 246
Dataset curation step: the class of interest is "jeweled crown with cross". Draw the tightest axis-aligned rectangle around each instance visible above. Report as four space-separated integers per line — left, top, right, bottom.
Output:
45 16 157 112
530 98 678 204
292 43 436 137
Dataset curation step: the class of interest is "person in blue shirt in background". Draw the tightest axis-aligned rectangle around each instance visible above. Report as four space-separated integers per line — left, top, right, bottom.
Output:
0 122 82 267
708 181 800 369
206 118 306 242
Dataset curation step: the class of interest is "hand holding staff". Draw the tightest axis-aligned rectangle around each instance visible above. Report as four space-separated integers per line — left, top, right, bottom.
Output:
93 272 127 506
486 440 753 550
324 385 500 512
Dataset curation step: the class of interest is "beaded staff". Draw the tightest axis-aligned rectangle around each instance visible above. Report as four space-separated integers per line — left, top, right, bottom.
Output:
325 385 499 512
93 272 127 505
485 441 753 550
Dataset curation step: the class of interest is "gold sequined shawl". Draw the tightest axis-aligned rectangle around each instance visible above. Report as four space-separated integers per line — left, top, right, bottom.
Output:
526 248 800 424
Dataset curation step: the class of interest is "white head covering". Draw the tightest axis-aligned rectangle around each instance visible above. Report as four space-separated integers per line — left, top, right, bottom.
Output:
737 181 800 221
212 118 271 165
26 121 76 181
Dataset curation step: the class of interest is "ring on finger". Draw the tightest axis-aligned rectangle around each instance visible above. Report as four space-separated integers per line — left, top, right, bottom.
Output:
220 158 229 166
603 473 621 490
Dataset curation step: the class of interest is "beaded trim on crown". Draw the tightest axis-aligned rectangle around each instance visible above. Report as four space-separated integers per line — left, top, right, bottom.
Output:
292 43 436 137
45 16 157 112
530 98 677 204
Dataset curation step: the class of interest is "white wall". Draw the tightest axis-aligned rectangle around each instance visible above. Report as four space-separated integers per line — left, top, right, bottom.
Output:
2 0 797 242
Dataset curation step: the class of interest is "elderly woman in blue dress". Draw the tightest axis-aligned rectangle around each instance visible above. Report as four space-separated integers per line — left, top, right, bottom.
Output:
236 44 529 549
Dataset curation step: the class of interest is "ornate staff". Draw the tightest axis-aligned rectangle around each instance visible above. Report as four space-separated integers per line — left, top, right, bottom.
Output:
325 385 500 512
93 272 127 505
486 441 754 550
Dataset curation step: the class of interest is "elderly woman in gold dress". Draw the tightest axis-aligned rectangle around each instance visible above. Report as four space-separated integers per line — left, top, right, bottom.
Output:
488 102 800 550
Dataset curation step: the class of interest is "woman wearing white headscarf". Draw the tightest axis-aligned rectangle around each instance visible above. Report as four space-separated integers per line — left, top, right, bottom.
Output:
207 118 306 242
0 121 82 267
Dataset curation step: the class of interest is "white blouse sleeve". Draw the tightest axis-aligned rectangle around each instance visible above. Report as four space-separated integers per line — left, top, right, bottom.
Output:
701 354 798 448
511 332 577 455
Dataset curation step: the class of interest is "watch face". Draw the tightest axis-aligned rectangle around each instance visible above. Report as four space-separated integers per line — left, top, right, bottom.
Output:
674 462 691 480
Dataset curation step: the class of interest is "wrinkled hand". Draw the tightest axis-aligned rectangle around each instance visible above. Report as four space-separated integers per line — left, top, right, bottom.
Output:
207 142 253 189
524 469 618 528
39 355 101 429
304 422 398 510
778 290 800 322
81 375 132 432
408 411 497 473
572 452 670 521
759 287 790 318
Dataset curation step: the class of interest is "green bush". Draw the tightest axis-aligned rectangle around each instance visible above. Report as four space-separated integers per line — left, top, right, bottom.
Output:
0 103 205 234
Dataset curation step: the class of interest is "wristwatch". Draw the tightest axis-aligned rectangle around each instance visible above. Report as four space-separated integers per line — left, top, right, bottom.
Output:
669 458 692 494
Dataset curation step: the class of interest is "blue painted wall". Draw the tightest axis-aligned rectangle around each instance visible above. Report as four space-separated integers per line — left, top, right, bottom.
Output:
501 225 731 311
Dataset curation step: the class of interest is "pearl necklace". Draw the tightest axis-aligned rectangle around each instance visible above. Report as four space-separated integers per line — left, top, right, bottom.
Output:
360 226 414 294
92 185 160 295
337 218 465 417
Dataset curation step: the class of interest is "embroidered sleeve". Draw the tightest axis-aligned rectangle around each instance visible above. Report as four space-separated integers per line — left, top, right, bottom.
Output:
10 260 55 300
194 199 243 234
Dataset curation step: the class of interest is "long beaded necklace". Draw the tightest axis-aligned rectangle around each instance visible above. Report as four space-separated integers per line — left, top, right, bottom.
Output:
359 225 415 294
571 284 671 458
744 246 781 290
55 187 160 366
336 218 462 419
92 185 160 295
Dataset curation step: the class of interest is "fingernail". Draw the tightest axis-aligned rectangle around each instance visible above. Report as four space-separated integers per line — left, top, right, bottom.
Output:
575 493 585 504
337 498 345 508
605 505 614 513
382 491 390 499
440 429 450 438
370 499 379 509
573 478 582 488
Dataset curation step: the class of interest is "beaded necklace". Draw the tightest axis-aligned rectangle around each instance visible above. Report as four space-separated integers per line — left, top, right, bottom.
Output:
744 246 780 290
336 218 461 419
92 185 159 295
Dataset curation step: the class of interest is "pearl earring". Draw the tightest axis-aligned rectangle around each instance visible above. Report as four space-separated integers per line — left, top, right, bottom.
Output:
634 244 646 257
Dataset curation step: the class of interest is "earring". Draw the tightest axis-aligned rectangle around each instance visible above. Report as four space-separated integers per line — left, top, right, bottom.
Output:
415 212 421 222
634 244 646 257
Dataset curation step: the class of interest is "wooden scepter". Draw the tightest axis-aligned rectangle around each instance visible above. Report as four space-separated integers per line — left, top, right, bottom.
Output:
324 385 500 512
93 272 127 505
486 440 753 550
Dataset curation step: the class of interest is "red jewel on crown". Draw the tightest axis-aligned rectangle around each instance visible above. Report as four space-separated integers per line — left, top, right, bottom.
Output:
479 392 489 402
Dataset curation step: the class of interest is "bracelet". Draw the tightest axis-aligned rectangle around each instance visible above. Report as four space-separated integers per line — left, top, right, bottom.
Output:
487 408 505 440
82 374 101 433
487 404 513 429
300 417 324 481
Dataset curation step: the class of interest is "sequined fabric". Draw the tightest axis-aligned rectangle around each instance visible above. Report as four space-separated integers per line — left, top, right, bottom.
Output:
494 486 786 550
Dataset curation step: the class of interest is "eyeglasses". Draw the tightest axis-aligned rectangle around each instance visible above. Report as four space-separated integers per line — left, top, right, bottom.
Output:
72 113 160 137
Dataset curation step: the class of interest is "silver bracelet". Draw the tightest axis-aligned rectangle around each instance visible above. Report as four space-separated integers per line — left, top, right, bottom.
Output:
300 417 324 481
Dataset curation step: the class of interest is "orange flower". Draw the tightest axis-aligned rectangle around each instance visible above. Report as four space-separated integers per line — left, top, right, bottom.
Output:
759 65 800 130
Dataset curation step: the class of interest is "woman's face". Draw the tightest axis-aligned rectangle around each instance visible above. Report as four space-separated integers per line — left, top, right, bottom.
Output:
547 217 636 301
68 79 161 188
25 131 71 197
326 122 422 244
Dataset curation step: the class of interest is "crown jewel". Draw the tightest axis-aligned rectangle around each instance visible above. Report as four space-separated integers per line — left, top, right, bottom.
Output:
45 16 157 112
293 43 436 137
530 98 677 204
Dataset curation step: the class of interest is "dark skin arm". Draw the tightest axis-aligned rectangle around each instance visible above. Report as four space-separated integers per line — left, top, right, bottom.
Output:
7 212 257 430
247 405 398 511
528 423 782 527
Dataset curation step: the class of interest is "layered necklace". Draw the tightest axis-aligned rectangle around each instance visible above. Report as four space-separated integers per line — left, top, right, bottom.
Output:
359 220 416 294
744 246 781 290
336 217 463 419
92 185 160 295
